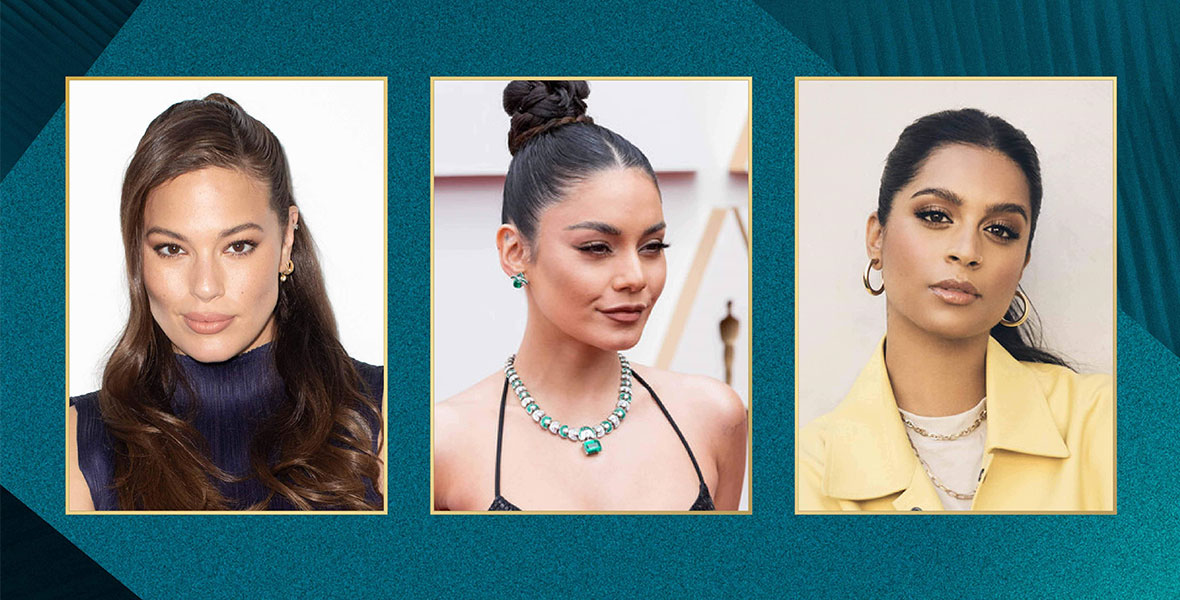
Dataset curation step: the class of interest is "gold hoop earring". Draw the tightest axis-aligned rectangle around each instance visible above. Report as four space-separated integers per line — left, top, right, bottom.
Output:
863 258 884 296
1000 289 1030 327
279 259 295 282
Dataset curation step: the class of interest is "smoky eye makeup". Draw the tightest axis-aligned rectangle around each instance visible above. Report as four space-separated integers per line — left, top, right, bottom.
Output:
574 239 669 256
914 205 952 224
983 221 1022 240
640 240 670 253
576 241 613 256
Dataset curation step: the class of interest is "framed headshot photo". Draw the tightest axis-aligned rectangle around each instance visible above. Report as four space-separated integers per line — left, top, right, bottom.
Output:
794 77 1115 513
431 78 752 513
66 78 387 513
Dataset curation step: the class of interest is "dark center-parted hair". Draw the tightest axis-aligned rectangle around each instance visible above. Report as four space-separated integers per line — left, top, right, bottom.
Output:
501 80 659 245
102 93 383 509
877 108 1069 368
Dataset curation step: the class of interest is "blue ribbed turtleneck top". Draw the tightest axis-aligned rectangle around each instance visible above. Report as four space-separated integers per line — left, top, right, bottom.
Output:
70 344 383 510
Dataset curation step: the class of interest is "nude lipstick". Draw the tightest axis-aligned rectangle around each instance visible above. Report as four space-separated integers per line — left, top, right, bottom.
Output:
929 279 980 305
183 312 234 334
599 304 646 323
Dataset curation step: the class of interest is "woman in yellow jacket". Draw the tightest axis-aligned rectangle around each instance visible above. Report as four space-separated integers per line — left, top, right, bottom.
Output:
798 109 1113 512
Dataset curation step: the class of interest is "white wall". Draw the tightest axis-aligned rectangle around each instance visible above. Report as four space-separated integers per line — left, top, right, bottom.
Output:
67 79 386 394
796 79 1115 428
433 80 749 176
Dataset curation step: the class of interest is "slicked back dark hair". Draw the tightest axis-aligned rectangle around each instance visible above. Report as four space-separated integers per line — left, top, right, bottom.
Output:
877 108 1071 369
501 80 658 245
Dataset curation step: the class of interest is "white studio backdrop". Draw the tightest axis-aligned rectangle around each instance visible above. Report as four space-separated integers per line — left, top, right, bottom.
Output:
67 79 386 394
796 79 1115 429
433 79 750 403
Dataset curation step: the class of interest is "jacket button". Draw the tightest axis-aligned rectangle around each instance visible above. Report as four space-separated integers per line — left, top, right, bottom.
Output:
910 507 922 511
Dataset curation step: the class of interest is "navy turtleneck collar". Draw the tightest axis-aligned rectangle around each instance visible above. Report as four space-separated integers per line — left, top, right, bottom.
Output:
171 342 287 424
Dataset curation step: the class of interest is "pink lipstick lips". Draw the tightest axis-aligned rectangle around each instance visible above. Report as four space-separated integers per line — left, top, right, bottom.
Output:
930 279 980 305
599 304 646 324
183 312 234 334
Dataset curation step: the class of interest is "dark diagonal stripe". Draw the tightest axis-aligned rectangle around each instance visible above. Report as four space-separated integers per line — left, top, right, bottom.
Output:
0 487 140 599
0 0 143 181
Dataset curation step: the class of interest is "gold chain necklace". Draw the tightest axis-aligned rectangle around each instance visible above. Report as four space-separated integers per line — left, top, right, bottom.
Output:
906 436 978 500
901 407 987 440
900 403 987 500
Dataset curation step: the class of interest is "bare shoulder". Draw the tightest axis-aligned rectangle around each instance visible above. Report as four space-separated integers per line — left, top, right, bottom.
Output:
435 372 504 449
633 365 746 429
434 371 505 509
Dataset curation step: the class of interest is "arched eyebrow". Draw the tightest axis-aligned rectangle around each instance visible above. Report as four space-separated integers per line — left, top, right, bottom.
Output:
566 221 621 235
565 221 666 236
218 222 264 238
911 188 1028 222
144 222 264 242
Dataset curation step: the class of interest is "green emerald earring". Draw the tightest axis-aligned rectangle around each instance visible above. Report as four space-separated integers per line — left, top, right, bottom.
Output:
511 272 529 288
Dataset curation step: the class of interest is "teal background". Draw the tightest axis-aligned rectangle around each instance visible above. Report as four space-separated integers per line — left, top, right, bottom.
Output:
1 0 1177 596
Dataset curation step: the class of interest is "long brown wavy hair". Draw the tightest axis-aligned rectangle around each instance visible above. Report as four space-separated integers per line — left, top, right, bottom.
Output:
100 93 383 510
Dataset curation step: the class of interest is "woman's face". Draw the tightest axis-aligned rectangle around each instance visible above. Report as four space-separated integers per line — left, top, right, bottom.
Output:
141 166 294 363
525 167 667 351
870 144 1032 340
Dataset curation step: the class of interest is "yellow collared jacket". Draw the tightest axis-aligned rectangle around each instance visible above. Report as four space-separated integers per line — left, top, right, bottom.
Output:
798 337 1113 512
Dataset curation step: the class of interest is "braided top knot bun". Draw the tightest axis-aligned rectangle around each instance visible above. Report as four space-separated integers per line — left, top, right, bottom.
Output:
503 80 594 155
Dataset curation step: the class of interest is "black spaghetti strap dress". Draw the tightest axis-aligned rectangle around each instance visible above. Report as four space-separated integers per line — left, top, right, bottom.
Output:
488 370 714 511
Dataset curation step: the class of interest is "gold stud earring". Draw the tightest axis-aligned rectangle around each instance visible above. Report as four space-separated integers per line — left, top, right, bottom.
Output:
279 259 295 282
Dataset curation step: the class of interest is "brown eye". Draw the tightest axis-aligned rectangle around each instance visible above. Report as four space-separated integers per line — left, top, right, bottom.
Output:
577 243 612 256
985 224 1019 240
154 243 184 257
916 210 951 224
226 240 257 255
640 241 670 254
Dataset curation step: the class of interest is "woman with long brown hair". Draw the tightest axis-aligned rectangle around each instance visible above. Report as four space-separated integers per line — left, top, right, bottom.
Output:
67 93 384 511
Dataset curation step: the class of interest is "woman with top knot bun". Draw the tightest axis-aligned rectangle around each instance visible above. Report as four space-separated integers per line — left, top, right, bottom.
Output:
434 80 747 512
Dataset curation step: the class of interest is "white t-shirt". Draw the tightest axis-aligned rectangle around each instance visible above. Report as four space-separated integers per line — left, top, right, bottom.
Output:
899 398 987 511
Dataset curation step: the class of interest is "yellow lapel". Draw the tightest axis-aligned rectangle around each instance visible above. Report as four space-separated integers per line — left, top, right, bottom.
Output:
822 336 1069 505
822 338 915 500
983 337 1070 458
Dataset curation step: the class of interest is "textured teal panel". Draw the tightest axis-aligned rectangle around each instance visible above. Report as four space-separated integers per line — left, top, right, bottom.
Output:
755 0 1180 354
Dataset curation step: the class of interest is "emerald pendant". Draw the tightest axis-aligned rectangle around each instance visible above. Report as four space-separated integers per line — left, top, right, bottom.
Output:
504 353 632 455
